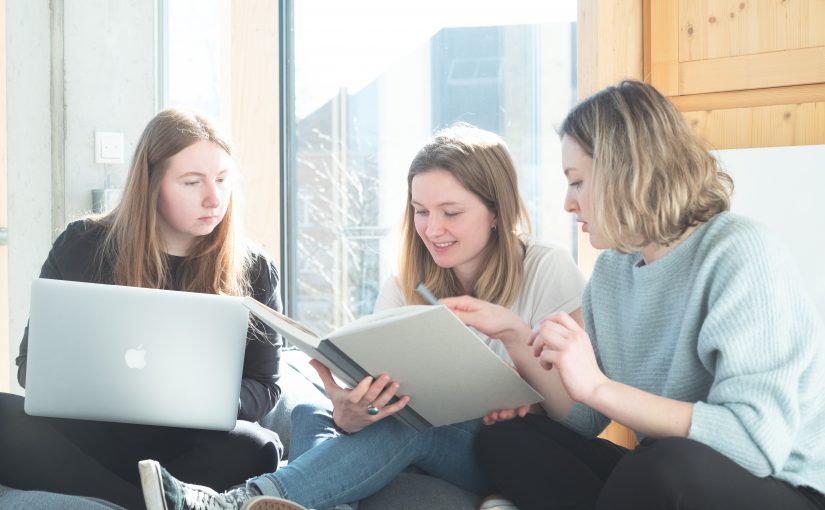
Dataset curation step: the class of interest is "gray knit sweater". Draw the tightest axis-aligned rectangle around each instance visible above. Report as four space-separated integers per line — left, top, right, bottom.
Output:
561 212 825 493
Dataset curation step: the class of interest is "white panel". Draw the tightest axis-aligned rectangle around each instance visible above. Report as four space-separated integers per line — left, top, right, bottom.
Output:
714 145 825 321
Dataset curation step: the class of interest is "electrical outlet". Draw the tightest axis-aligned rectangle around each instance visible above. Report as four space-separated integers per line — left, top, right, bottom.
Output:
95 131 124 164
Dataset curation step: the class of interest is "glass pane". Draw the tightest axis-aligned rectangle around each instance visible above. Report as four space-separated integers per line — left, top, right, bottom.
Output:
288 1 578 332
164 0 222 117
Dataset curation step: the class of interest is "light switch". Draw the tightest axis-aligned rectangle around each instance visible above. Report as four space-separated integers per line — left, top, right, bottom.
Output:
95 131 124 164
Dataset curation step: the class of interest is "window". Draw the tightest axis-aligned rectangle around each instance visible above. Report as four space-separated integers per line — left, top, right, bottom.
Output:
163 0 222 118
283 1 578 332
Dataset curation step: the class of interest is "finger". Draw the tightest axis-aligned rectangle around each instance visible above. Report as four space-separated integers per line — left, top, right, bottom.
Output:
531 323 570 357
538 350 556 371
371 380 402 408
341 374 375 404
548 311 582 332
541 319 574 338
528 327 540 346
376 395 410 417
439 295 477 309
309 359 346 395
497 409 516 420
529 319 567 346
517 405 530 417
362 374 394 404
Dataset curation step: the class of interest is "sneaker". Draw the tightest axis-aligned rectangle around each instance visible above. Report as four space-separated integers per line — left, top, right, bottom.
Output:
138 459 307 510
478 495 520 510
241 496 310 510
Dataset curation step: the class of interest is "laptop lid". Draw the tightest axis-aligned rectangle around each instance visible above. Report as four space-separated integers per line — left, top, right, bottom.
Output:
24 278 249 431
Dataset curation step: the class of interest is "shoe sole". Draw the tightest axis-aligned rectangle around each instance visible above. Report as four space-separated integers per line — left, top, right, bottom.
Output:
139 459 168 510
241 496 308 510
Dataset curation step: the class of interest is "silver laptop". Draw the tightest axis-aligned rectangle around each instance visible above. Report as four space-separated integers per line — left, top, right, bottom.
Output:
24 278 250 431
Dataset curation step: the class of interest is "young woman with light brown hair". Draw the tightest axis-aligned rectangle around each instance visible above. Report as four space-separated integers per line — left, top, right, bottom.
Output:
449 80 825 510
137 123 586 510
0 108 284 509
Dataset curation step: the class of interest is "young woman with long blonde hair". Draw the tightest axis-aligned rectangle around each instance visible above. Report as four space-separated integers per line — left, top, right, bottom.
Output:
0 108 284 509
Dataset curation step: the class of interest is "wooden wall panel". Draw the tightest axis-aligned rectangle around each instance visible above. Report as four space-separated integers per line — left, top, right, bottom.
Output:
679 0 825 61
679 46 825 95
647 0 679 94
684 101 825 149
224 1 281 260
578 0 644 99
648 0 825 149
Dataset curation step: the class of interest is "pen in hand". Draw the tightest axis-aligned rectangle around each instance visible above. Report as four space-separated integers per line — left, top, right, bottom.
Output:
415 283 439 305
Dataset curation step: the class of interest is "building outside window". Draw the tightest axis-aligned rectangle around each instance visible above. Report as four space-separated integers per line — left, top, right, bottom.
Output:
284 1 579 333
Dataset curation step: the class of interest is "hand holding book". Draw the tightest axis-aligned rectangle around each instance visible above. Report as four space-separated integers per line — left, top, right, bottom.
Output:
309 359 410 433
243 296 543 431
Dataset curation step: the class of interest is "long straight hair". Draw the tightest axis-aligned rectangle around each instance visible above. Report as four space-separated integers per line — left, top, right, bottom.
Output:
560 80 733 252
398 124 531 306
98 108 251 295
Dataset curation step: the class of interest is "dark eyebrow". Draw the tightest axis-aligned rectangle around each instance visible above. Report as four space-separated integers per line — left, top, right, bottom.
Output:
178 169 230 178
410 200 462 207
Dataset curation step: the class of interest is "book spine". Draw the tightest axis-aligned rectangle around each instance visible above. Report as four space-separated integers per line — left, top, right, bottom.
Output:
318 340 434 432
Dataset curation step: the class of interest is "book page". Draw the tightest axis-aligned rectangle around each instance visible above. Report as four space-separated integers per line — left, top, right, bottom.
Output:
329 304 433 338
242 297 322 349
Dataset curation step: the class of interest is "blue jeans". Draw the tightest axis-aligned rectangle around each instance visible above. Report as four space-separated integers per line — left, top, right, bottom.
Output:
249 404 491 510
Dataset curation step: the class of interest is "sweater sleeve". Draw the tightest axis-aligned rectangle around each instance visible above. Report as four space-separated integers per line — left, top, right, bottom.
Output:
237 254 283 422
687 226 813 477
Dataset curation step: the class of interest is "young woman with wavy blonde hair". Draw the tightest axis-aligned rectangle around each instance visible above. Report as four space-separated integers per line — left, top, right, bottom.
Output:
0 108 284 509
451 80 825 510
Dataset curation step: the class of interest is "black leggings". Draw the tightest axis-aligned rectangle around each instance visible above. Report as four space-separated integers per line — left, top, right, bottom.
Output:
0 392 282 509
476 414 825 510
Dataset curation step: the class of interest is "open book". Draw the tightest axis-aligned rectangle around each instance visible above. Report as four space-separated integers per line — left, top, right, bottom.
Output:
243 297 544 432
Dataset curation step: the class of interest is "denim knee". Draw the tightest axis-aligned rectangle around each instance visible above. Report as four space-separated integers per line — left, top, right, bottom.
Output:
291 403 333 427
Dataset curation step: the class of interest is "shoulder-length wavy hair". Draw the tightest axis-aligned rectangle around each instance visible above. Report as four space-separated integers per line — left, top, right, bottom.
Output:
97 108 251 295
560 80 733 253
398 123 531 307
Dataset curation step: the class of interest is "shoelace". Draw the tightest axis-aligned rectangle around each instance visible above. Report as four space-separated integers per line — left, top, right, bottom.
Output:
180 485 247 510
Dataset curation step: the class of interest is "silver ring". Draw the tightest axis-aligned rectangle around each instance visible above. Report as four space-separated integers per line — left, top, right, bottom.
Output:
367 405 380 416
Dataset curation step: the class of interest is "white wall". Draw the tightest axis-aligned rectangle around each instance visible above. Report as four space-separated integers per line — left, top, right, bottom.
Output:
714 145 825 321
6 0 54 395
5 0 157 393
63 0 157 220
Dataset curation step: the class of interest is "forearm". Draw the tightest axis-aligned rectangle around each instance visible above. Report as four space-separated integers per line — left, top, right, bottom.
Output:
503 323 573 419
586 379 693 438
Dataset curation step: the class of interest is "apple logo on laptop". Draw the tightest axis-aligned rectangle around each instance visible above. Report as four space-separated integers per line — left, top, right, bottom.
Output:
124 345 147 369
